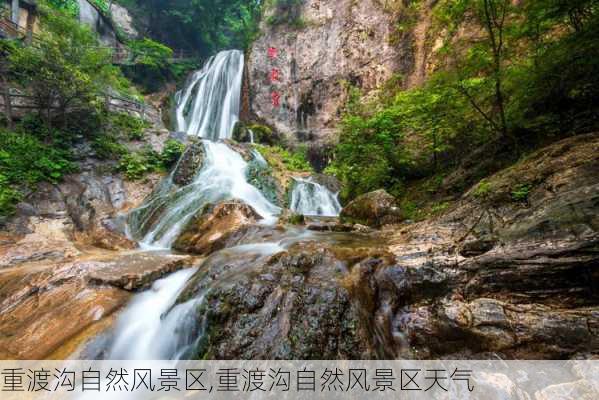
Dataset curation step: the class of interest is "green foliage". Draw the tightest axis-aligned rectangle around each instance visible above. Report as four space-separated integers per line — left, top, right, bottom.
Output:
287 212 305 225
161 140 186 168
0 177 22 217
115 141 185 180
328 0 599 204
430 201 450 214
5 5 137 133
108 112 149 140
117 152 151 180
473 179 492 198
122 0 263 57
0 130 77 216
266 0 304 27
92 135 129 160
128 38 174 69
89 0 110 14
511 183 532 202
255 145 312 172
47 0 80 16
0 132 76 186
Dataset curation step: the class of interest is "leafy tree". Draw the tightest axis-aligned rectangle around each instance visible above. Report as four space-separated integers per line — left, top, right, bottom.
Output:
6 5 134 134
328 0 599 203
128 38 173 69
122 0 263 56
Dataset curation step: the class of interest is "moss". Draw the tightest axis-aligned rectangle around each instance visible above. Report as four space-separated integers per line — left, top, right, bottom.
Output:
254 144 312 173
246 159 282 206
473 179 492 199
288 213 305 225
511 183 532 203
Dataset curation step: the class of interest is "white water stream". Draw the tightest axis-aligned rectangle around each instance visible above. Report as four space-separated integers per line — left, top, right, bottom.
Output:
103 50 338 360
289 177 342 217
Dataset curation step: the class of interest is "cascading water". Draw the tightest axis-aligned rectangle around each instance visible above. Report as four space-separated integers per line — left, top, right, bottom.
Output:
175 50 244 140
127 49 279 249
100 50 285 359
106 268 199 360
289 177 342 217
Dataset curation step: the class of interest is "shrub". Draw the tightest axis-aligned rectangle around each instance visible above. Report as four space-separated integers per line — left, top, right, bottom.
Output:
108 112 149 141
0 130 76 216
511 183 532 202
161 140 186 168
473 179 492 199
92 135 129 160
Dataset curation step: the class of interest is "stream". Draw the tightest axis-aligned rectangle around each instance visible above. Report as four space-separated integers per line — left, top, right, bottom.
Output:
86 49 344 360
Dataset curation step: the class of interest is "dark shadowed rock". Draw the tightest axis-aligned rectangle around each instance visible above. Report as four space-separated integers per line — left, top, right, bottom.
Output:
177 241 382 359
172 142 205 186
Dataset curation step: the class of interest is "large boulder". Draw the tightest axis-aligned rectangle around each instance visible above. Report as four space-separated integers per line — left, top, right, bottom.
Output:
172 142 205 186
176 240 387 359
173 200 263 256
340 189 402 227
371 133 599 359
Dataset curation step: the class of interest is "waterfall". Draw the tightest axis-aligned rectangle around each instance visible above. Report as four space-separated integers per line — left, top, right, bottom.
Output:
175 50 244 140
290 177 342 217
127 50 279 249
106 268 200 360
132 141 279 249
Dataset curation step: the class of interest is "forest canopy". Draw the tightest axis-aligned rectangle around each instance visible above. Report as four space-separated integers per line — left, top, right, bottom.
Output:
117 0 263 56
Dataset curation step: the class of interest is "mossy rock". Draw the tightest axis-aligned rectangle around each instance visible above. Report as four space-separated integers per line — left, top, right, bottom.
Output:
232 121 282 145
340 189 402 227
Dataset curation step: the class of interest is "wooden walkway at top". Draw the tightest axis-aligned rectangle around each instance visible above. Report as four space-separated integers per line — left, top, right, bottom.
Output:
0 88 159 122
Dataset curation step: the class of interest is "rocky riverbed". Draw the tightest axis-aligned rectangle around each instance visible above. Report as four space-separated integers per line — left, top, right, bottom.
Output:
0 133 597 360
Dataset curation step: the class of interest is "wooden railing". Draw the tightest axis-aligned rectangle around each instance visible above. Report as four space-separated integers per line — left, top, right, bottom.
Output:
0 15 25 39
0 88 159 122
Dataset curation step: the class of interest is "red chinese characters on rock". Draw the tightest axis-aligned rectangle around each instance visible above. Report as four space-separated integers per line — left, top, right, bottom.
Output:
268 47 281 108
271 91 281 107
270 68 280 83
268 47 278 59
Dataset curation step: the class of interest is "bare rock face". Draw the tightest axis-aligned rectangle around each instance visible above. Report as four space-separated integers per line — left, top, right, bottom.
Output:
110 3 138 38
247 0 405 143
0 252 194 359
340 189 402 227
173 200 263 256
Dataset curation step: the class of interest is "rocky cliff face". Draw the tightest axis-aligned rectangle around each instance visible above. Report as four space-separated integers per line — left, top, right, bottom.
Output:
184 133 599 359
247 0 407 144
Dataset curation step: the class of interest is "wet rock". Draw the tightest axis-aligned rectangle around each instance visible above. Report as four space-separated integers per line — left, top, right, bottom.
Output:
180 241 375 359
172 142 205 186
460 237 496 257
223 140 254 161
173 200 263 256
310 173 342 194
0 260 131 359
88 253 193 291
168 131 189 144
0 251 197 359
366 134 599 359
246 155 283 206
73 220 137 251
340 189 402 227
